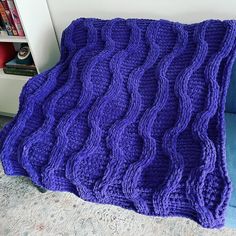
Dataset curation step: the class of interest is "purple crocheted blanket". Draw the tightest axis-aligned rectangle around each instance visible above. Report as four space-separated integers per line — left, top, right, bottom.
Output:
1 18 236 228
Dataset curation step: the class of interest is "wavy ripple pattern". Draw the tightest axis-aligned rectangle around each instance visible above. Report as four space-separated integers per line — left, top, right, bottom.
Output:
68 19 142 200
122 22 188 214
20 19 99 186
153 22 210 216
42 19 120 193
89 20 145 202
186 20 236 228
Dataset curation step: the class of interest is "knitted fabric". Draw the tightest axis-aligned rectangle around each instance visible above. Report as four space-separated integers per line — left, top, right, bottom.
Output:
1 18 236 228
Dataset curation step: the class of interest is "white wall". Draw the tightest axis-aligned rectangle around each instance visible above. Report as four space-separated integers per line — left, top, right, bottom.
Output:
47 0 236 42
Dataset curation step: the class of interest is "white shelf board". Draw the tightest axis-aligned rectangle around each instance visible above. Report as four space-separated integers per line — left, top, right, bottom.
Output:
0 68 30 81
0 35 28 43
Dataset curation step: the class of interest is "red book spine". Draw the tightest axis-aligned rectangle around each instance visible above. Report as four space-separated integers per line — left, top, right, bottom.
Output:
0 1 13 35
6 0 24 36
1 0 17 35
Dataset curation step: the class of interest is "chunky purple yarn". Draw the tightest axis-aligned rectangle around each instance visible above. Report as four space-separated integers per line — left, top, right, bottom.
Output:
1 18 236 228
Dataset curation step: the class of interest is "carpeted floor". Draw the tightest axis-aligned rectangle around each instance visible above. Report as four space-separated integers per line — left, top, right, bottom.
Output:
0 115 236 236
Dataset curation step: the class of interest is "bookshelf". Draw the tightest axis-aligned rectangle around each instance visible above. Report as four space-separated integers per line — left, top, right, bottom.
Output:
0 0 60 116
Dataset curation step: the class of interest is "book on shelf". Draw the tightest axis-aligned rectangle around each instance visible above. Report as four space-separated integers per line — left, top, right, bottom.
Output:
5 58 36 70
0 13 6 34
3 53 37 76
6 0 24 36
3 67 37 76
1 0 18 35
0 0 13 35
0 0 24 37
